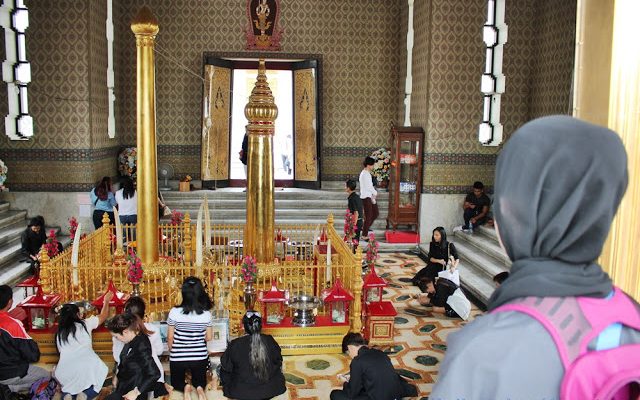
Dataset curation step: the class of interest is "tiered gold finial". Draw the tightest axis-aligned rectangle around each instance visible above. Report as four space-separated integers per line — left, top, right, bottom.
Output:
244 60 278 133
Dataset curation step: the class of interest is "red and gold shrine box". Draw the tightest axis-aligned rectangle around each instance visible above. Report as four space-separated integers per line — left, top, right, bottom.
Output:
364 301 397 345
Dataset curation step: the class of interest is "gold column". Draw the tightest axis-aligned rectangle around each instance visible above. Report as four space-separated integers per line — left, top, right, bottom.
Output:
574 0 640 300
131 7 160 265
244 60 278 263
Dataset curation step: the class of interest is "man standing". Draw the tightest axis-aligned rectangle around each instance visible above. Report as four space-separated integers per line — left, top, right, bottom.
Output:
359 157 378 239
456 181 490 233
345 179 364 244
330 333 417 400
0 285 50 393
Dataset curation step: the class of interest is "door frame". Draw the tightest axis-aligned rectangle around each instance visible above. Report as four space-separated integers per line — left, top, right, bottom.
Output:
202 52 324 189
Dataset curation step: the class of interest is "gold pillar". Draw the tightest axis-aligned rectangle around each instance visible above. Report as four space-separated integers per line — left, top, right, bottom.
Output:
244 60 278 262
574 0 640 299
131 7 160 265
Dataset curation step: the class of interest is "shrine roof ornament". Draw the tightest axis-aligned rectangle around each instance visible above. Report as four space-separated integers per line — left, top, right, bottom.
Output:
245 0 283 51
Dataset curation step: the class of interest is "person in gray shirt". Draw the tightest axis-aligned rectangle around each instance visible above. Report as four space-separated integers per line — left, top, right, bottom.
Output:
431 116 639 400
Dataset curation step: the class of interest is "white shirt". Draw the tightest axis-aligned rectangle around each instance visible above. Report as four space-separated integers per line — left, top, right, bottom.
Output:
115 188 137 216
359 169 377 199
54 316 108 394
167 307 213 362
112 321 165 382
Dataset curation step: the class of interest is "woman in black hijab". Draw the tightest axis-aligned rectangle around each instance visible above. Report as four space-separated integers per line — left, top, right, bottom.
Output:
430 116 636 399
411 227 458 289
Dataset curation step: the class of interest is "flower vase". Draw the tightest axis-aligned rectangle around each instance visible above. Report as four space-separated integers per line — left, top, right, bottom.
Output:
244 281 257 311
131 283 141 297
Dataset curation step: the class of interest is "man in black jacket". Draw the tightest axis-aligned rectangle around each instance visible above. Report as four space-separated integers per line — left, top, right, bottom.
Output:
0 285 50 392
331 333 418 400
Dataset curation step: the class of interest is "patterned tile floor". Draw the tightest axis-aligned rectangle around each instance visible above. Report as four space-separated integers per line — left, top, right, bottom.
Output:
196 252 481 399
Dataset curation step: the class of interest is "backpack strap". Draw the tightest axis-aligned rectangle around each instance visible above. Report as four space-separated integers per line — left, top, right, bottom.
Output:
493 296 592 369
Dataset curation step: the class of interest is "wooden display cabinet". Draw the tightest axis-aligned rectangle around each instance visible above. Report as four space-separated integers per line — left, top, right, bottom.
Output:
386 126 424 231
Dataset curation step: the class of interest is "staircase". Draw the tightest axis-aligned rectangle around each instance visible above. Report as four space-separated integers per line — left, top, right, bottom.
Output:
0 201 71 287
161 188 416 251
421 225 511 308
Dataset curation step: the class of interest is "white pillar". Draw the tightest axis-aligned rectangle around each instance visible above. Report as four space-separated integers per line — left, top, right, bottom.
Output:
403 0 415 127
106 0 116 138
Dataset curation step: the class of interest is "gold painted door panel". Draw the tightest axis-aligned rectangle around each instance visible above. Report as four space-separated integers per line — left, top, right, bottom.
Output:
293 62 319 188
201 64 232 185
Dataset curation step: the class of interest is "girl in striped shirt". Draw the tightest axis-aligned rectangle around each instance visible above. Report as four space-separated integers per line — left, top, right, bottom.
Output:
167 277 213 400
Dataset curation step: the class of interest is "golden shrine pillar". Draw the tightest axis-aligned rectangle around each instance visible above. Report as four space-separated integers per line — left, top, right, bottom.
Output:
244 60 278 262
131 7 159 265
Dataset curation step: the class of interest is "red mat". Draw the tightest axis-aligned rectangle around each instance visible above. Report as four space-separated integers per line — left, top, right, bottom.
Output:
385 230 420 243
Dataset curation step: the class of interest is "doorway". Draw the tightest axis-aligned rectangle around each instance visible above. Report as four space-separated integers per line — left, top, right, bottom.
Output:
200 55 322 189
230 69 294 182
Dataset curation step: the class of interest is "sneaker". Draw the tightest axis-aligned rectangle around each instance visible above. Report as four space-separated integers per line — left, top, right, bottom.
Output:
76 393 87 400
463 228 474 234
452 225 464 233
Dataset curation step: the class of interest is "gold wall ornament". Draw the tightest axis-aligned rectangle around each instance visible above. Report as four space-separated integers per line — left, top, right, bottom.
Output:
294 68 318 182
131 6 160 266
244 59 278 263
201 65 231 181
245 0 283 51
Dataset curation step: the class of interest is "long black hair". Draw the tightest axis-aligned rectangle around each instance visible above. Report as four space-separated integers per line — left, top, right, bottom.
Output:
431 226 448 248
178 276 212 314
121 177 135 200
56 303 87 347
243 312 270 382
107 312 152 336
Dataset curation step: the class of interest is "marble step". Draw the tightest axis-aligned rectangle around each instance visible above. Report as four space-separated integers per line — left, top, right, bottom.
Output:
0 220 26 247
165 198 389 210
161 209 388 220
453 240 510 281
0 202 10 214
0 226 64 269
453 229 511 266
162 218 390 232
0 210 27 230
0 235 71 287
161 188 389 201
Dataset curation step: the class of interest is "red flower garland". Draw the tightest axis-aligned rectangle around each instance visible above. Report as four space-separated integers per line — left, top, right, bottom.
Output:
126 248 143 284
43 229 60 258
241 256 258 283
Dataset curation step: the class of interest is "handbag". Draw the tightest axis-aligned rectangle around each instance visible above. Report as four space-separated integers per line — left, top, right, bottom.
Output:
162 205 172 217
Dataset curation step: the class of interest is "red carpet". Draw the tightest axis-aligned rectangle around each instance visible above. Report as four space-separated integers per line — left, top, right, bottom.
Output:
385 230 420 243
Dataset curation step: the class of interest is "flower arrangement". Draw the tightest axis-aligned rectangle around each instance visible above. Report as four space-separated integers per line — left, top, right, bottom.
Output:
126 248 143 284
0 158 8 191
170 210 184 226
68 217 87 241
43 230 60 258
118 147 137 178
344 209 357 245
365 233 379 266
370 148 391 181
241 255 258 283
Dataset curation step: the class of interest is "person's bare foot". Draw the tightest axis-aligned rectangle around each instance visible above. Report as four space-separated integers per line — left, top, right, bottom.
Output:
196 386 207 400
183 384 193 400
163 383 174 400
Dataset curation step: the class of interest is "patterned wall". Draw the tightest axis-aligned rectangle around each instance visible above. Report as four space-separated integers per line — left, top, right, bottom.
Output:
0 0 120 191
115 0 402 181
528 0 577 118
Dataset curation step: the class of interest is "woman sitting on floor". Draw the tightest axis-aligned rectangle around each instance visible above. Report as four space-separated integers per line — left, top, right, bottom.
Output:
220 311 286 400
111 297 170 399
106 313 161 400
411 226 458 289
167 277 213 400
54 291 113 400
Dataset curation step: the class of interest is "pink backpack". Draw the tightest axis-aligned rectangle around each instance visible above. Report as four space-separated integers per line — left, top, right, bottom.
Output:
493 287 640 400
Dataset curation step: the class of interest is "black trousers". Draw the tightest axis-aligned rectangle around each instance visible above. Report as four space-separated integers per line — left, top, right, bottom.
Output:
170 359 208 391
412 262 444 286
329 390 369 400
93 210 115 229
463 208 486 228
362 198 379 237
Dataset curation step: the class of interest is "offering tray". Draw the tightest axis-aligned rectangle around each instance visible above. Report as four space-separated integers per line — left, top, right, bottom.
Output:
288 295 322 327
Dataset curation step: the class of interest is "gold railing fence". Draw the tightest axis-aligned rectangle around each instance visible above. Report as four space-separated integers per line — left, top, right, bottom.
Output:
39 213 363 333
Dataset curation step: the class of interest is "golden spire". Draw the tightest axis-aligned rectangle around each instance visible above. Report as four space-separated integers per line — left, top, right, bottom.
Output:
244 60 278 133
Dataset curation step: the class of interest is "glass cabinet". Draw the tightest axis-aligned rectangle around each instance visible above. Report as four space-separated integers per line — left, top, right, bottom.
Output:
386 127 424 231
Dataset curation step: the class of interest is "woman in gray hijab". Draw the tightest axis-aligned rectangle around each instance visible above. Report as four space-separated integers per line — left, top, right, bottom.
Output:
430 116 638 399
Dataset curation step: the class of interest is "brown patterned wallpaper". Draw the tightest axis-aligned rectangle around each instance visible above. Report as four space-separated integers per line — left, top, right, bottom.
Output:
115 0 402 181
529 0 576 118
0 0 575 192
0 0 120 190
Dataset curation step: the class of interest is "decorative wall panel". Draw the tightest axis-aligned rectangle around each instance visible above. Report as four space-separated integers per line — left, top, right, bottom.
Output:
528 0 576 118
293 68 317 182
201 65 231 181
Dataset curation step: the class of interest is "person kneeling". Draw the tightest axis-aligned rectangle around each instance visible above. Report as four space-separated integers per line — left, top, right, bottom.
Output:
330 333 417 400
220 312 286 400
106 313 161 400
